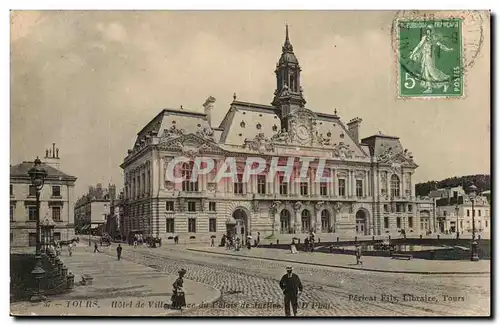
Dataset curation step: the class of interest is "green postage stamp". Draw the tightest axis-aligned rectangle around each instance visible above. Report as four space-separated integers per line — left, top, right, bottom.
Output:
398 19 463 98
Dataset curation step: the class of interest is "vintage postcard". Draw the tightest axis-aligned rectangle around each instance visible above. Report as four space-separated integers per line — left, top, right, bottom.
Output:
10 10 490 317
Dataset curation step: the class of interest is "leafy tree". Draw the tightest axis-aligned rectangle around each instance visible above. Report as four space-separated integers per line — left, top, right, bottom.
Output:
415 174 490 197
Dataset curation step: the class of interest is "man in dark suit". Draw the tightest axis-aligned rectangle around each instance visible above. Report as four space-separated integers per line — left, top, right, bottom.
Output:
279 266 303 316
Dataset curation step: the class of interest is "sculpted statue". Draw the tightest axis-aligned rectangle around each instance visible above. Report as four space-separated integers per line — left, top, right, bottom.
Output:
293 201 302 212
270 201 281 214
332 142 354 160
271 128 290 143
281 83 290 96
315 201 324 211
161 125 185 140
316 133 331 146
244 133 274 153
378 146 393 162
333 202 343 213
196 127 215 140
252 201 260 213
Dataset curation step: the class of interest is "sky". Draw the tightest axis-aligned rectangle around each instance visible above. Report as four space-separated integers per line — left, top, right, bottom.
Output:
10 10 490 197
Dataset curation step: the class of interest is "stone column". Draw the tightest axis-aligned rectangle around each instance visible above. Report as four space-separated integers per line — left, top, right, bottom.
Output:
401 171 405 198
314 168 320 196
159 157 166 189
350 170 354 197
315 203 322 232
387 174 391 197
293 203 301 233
331 168 336 197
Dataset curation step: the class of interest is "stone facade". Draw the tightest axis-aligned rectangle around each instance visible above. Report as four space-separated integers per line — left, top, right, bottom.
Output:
120 27 434 243
434 186 491 238
74 183 115 235
10 144 77 247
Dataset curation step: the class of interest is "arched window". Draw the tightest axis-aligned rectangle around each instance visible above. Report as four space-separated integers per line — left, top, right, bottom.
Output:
301 210 311 233
321 210 330 232
391 174 400 198
280 209 291 234
182 162 199 192
289 73 296 92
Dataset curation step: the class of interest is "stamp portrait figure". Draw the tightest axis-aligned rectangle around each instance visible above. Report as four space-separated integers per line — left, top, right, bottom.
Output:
409 26 454 93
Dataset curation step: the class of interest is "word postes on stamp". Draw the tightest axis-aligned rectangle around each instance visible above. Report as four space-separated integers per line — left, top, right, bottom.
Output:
398 18 463 98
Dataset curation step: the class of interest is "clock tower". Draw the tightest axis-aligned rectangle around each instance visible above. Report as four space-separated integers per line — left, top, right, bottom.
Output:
272 25 307 131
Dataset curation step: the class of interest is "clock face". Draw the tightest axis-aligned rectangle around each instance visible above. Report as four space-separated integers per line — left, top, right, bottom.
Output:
296 124 309 142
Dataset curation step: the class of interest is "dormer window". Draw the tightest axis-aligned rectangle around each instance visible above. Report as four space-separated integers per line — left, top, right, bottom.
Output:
340 133 344 138
240 121 246 128
256 123 262 130
272 125 278 131
327 132 332 137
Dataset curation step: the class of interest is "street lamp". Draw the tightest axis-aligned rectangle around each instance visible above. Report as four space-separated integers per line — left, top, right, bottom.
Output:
28 157 47 302
103 203 108 238
455 205 460 239
468 184 480 261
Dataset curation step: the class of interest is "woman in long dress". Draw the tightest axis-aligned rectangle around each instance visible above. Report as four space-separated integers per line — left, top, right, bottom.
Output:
409 26 454 93
171 268 187 310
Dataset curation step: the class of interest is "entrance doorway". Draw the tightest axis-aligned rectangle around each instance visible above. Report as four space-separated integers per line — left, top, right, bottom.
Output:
227 208 248 239
355 210 368 235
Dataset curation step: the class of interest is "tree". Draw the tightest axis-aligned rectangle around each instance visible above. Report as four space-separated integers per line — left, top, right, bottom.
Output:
415 174 490 197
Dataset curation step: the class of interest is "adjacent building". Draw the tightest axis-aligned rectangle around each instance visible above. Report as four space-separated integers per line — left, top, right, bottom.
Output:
434 186 491 238
10 144 77 247
120 27 434 243
74 183 115 235
104 190 124 240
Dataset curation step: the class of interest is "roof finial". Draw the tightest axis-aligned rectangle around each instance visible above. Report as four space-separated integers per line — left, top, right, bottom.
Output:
180 105 183 110
334 108 338 115
233 92 237 101
283 24 293 52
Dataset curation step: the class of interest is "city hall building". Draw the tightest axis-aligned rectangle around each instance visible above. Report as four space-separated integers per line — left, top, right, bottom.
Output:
120 27 434 243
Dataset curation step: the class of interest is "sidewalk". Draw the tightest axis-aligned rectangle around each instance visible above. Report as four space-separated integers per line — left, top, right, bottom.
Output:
188 246 490 275
11 245 220 316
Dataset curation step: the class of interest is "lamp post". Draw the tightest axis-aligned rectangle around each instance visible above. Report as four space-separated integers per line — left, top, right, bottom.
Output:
455 205 460 239
88 214 92 247
468 184 479 261
103 203 108 238
28 157 47 302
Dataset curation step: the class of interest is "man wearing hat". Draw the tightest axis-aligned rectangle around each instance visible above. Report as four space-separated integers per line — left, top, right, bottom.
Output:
279 266 303 316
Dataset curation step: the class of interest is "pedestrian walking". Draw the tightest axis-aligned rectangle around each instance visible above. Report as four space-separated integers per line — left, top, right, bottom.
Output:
68 242 73 257
355 245 363 265
211 237 215 247
55 242 62 256
116 244 122 260
290 239 298 254
171 268 187 310
94 242 100 253
279 266 303 316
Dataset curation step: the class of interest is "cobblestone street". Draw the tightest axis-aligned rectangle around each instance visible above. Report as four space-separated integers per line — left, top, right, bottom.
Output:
100 245 490 316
